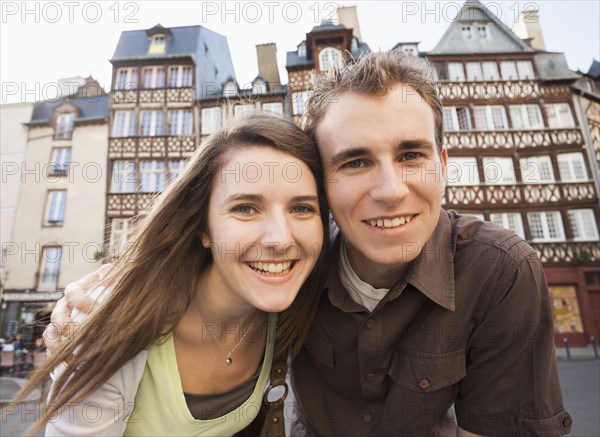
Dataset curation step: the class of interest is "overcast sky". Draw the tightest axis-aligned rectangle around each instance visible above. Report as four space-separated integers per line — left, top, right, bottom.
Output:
1 1 599 104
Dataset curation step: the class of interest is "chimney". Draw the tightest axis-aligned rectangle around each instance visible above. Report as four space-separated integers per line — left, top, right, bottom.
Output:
256 43 281 90
337 6 362 42
512 10 545 51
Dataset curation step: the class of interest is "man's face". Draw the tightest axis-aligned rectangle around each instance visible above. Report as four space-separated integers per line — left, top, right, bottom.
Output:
316 85 447 286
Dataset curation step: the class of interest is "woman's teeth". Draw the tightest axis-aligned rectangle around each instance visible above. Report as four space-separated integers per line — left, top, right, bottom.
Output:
248 261 293 275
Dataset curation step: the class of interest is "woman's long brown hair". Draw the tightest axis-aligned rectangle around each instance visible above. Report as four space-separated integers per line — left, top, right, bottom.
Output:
15 112 330 432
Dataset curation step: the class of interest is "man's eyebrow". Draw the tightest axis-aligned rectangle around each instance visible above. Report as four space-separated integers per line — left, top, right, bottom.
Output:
396 140 436 151
223 193 264 204
329 147 370 166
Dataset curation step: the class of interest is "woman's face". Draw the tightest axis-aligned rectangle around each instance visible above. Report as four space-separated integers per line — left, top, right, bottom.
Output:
202 145 323 313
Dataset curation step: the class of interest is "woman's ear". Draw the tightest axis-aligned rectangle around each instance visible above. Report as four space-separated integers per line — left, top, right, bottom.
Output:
200 232 212 249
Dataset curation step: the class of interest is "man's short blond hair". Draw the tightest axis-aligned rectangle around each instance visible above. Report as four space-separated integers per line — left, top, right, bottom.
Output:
304 51 444 151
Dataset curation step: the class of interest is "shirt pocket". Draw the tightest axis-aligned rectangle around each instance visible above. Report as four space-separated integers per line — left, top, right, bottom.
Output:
387 348 467 393
384 349 466 436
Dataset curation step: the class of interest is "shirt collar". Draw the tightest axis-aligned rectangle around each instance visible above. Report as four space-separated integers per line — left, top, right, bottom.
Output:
326 210 456 312
403 210 456 311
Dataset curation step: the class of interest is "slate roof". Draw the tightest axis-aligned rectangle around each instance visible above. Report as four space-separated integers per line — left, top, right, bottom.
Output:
29 95 109 123
534 53 581 81
587 59 600 78
111 24 236 99
429 0 533 55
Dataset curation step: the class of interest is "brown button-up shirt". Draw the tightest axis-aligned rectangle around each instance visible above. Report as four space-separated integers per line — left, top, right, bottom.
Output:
293 210 571 437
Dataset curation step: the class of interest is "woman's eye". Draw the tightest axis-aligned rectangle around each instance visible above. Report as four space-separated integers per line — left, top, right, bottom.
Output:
342 159 365 169
233 205 256 214
291 205 316 214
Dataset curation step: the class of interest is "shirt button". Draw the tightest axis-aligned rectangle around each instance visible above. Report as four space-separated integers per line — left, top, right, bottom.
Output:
364 319 375 329
562 416 572 428
363 414 372 424
366 372 376 382
418 378 431 390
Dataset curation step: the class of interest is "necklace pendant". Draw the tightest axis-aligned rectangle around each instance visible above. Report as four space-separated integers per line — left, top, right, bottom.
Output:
225 356 232 366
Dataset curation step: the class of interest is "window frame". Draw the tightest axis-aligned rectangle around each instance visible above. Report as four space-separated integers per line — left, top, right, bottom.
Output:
527 211 566 242
483 157 516 185
168 159 188 183
112 110 137 137
234 104 256 120
557 152 588 182
37 246 62 291
490 212 525 239
545 103 576 129
168 110 193 136
168 65 193 88
448 62 466 81
319 47 343 72
115 68 138 90
140 111 165 137
111 161 137 193
568 209 600 241
292 91 310 116
43 190 67 227
142 66 166 89
509 104 544 129
139 160 166 193
262 102 284 116
519 155 555 184
473 105 508 130
55 113 74 140
49 147 71 176
446 157 480 186
201 107 222 135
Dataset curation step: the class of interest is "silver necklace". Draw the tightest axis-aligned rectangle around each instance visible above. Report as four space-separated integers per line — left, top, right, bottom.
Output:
196 304 259 366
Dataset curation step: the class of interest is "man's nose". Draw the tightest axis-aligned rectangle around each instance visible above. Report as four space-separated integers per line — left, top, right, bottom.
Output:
370 163 410 203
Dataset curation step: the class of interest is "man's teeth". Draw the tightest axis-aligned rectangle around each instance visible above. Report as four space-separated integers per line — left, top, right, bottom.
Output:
369 216 412 228
248 261 293 274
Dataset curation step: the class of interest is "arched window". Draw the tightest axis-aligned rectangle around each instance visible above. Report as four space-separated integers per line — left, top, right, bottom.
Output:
319 47 343 72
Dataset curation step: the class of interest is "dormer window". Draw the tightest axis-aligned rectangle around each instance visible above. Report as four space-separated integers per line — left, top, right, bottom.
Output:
298 43 306 58
319 47 343 72
224 80 238 97
401 45 418 56
55 113 74 140
478 25 488 38
252 79 266 94
462 26 472 39
149 34 166 54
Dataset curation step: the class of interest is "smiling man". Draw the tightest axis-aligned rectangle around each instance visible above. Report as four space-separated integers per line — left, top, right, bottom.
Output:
290 51 572 436
43 51 572 437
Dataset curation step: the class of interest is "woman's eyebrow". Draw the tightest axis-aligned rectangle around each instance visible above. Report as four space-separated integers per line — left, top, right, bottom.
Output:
222 193 264 204
290 195 319 203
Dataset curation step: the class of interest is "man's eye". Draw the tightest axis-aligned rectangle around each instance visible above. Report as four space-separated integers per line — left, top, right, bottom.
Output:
342 159 365 169
402 152 421 161
233 205 256 214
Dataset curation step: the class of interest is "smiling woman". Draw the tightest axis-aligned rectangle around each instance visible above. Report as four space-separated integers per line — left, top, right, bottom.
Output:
14 113 330 436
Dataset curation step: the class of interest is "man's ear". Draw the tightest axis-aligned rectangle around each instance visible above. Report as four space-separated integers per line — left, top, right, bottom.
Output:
439 147 448 178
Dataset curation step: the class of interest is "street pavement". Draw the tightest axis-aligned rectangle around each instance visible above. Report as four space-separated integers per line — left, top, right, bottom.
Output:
558 359 600 437
1 359 599 436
